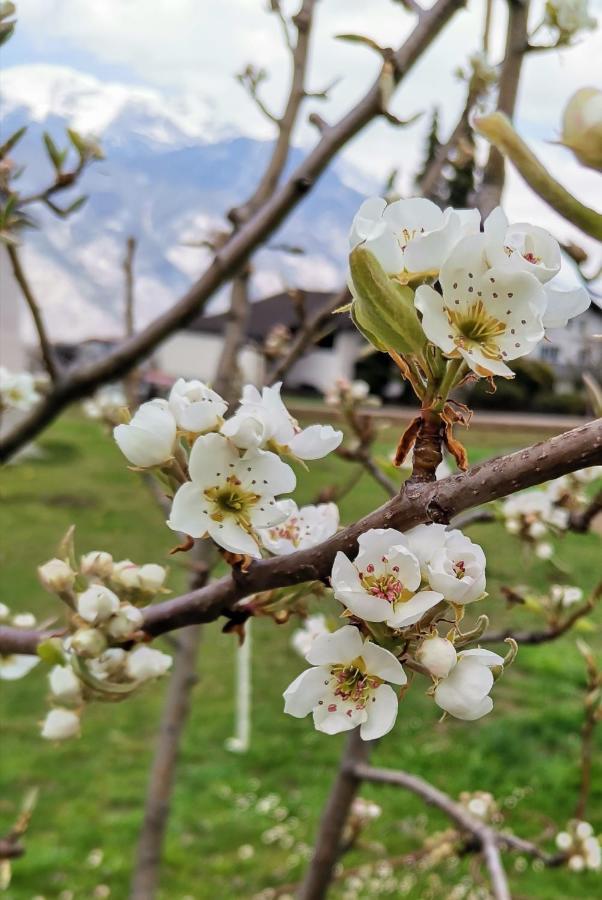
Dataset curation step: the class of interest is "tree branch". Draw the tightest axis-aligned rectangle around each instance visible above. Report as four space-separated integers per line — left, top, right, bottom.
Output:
477 0 530 219
6 244 59 382
2 418 600 656
0 0 466 462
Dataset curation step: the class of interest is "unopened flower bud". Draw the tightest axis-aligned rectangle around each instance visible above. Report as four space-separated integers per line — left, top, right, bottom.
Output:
535 542 553 560
38 558 76 593
125 645 172 681
106 604 144 640
77 585 120 623
561 87 602 173
111 560 141 590
556 831 573 851
416 635 457 678
568 854 585 872
12 612 36 628
48 665 81 702
41 707 81 740
113 398 176 468
0 602 10 621
349 246 426 355
80 551 114 579
71 627 107 659
137 563 167 593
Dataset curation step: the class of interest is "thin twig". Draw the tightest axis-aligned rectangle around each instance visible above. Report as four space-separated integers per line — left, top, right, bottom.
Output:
6 244 59 382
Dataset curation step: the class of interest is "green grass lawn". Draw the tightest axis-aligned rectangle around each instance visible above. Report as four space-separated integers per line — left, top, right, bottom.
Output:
0 413 600 899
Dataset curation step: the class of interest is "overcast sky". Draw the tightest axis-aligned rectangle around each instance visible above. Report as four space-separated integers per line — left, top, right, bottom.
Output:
4 0 602 267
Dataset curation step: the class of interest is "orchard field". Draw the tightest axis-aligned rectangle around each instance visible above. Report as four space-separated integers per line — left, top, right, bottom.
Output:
1 410 600 899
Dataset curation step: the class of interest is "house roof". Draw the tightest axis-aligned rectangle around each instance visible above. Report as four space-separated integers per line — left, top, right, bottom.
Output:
188 290 353 342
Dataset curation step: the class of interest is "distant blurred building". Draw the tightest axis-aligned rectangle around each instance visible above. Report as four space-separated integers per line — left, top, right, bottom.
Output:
155 290 365 394
533 302 602 388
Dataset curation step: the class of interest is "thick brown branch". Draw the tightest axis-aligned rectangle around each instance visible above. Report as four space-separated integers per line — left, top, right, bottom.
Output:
0 0 465 462
6 244 59 382
477 0 530 218
2 419 600 656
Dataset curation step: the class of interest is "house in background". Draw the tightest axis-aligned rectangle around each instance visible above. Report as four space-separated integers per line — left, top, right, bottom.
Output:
154 287 602 398
154 290 365 395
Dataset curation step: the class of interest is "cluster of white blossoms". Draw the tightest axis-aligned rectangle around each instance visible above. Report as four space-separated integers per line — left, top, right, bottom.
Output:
82 383 127 425
36 549 171 741
501 489 569 559
0 366 41 412
260 501 339 556
323 377 376 408
291 613 331 658
113 379 342 559
545 0 596 40
0 603 40 681
555 820 601 872
284 524 506 739
349 198 590 379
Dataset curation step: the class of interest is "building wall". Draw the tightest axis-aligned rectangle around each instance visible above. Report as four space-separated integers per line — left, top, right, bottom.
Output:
285 331 363 393
534 309 602 376
155 331 265 385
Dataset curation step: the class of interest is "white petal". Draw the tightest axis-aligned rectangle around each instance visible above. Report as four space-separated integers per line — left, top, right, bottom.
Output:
384 197 443 232
355 528 409 564
361 642 407 685
249 498 290 529
167 482 210 538
306 625 364 666
289 425 343 460
221 409 267 450
188 432 240 487
414 285 456 355
331 551 364 594
283 666 329 717
459 648 504 667
313 697 366 734
405 524 448 576
360 683 398 740
236 449 296 495
386 590 443 628
542 283 590 328
0 654 40 680
207 517 261 558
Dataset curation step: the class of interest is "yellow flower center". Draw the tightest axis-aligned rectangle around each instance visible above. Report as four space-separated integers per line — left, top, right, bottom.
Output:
329 656 382 709
205 475 259 527
446 300 506 359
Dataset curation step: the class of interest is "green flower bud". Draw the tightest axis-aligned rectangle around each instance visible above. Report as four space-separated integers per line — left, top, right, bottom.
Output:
349 246 426 355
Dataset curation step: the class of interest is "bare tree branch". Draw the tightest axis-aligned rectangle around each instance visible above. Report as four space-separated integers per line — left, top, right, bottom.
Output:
482 597 596 646
6 244 59 382
2 418 600 656
477 0 530 218
0 0 466 462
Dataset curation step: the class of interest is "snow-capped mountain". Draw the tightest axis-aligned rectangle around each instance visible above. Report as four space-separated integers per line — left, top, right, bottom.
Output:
1 65 370 341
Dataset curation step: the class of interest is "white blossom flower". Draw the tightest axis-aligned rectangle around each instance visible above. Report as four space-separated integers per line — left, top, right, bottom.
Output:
138 563 167 593
38 558 76 593
77 585 120 624
41 707 81 740
168 377 228 432
550 584 583 607
425 531 486 605
167 432 296 557
106 604 144 640
568 854 585 872
11 612 36 628
283 625 407 739
535 542 554 560
221 383 342 460
545 0 596 38
125 645 172 681
415 235 546 377
0 367 40 411
556 831 573 851
483 207 561 284
291 614 330 658
0 602 9 621
259 501 339 555
583 836 601 869
70 627 107 658
82 384 126 422
416 635 457 678
0 653 40 680
113 399 177 468
349 196 480 277
80 551 114 580
331 529 443 629
48 665 81 702
434 648 504 720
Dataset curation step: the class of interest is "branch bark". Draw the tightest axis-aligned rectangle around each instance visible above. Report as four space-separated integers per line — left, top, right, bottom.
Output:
2 418 601 656
477 0 530 219
0 0 466 462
